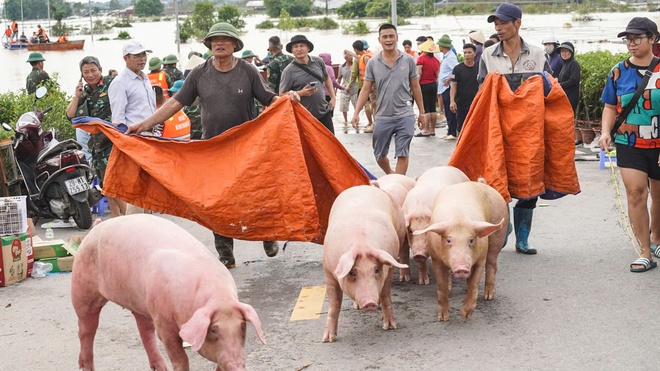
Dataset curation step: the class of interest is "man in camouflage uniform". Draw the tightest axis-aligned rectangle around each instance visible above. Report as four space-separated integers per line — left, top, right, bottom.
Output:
266 35 292 94
25 52 49 94
162 54 184 82
65 56 126 217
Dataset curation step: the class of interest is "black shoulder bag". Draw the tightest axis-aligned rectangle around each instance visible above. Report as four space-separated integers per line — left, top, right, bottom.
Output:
611 57 659 137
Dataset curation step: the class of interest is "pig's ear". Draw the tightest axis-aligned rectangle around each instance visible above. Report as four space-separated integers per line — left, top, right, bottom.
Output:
404 213 412 227
370 180 380 188
239 303 267 345
413 222 450 236
374 249 408 269
473 219 505 238
179 307 214 352
335 251 356 279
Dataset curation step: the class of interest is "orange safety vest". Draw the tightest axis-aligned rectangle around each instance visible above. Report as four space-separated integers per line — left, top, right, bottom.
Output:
148 71 169 100
11 21 17 33
358 50 373 83
162 110 191 140
4 28 10 37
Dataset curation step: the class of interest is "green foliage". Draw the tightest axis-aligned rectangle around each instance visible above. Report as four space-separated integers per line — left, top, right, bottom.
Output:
265 0 313 18
342 20 370 35
80 20 112 35
277 9 295 31
108 0 122 10
256 20 276 29
217 4 245 31
337 0 369 18
366 0 411 18
191 2 217 36
115 31 132 40
575 50 629 122
0 76 75 141
412 0 434 17
316 17 339 30
50 0 72 22
134 0 164 17
98 37 110 41
113 19 133 28
179 19 195 42
51 21 76 37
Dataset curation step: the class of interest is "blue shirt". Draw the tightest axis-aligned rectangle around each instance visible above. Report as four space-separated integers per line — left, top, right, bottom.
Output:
438 49 458 94
108 67 156 125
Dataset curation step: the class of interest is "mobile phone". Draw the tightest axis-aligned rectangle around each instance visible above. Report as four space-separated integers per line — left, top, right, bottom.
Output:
309 81 318 88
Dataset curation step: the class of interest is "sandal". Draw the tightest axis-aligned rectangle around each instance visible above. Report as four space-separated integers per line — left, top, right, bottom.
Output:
630 257 657 273
651 243 660 259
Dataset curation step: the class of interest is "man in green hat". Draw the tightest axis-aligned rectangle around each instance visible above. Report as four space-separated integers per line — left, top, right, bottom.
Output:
25 52 49 94
162 54 184 82
147 56 173 99
436 34 458 140
125 22 301 269
241 49 263 68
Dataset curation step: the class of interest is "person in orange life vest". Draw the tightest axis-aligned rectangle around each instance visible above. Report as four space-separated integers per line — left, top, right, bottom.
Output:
36 24 49 43
57 33 68 42
402 39 416 58
147 57 172 99
11 19 18 41
152 85 190 140
4 26 11 41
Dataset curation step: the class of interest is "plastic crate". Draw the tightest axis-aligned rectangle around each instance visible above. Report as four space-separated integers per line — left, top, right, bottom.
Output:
0 196 27 236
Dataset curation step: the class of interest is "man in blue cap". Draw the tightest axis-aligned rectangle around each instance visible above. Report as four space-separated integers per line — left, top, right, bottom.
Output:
477 3 552 255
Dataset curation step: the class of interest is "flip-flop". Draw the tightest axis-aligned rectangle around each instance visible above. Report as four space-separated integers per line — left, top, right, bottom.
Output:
651 243 660 259
630 257 657 273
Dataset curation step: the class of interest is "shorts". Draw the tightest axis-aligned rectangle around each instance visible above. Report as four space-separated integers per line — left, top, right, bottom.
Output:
372 115 415 160
420 82 438 114
616 143 660 180
339 89 357 113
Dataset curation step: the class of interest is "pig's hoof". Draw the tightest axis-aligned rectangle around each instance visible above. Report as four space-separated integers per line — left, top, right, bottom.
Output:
399 269 410 282
322 330 336 343
484 289 496 300
437 311 450 321
461 307 475 320
418 275 430 285
382 318 397 330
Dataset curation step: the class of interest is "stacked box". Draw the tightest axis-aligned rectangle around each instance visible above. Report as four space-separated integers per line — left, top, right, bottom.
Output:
0 232 33 287
0 196 27 235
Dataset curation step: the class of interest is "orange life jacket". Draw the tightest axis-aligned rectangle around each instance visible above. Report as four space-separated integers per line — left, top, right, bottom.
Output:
162 110 191 140
4 28 11 37
11 22 17 32
358 50 374 83
148 71 169 100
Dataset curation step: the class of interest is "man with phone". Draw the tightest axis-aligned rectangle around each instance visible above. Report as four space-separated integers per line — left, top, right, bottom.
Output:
279 34 336 134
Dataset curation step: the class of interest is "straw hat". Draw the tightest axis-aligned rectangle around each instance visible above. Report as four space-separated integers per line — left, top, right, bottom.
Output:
468 30 486 44
184 55 206 70
417 40 440 54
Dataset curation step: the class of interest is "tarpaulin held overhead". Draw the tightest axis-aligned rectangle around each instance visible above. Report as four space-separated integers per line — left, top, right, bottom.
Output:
74 96 370 244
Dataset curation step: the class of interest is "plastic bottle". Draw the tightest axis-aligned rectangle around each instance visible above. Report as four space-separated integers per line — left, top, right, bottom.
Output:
45 224 54 240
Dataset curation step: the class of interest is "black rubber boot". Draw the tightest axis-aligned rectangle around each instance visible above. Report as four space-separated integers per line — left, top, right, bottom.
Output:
263 241 279 257
214 233 235 268
513 207 537 254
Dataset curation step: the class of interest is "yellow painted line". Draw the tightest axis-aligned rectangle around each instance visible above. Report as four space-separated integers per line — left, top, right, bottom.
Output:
290 285 326 321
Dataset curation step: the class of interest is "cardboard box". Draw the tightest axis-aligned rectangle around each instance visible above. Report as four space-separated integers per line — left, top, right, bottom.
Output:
0 232 32 286
39 256 74 273
32 237 68 260
64 235 84 257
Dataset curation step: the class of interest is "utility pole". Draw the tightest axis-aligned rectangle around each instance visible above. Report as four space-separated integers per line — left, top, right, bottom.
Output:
174 0 180 53
391 0 397 27
88 0 93 41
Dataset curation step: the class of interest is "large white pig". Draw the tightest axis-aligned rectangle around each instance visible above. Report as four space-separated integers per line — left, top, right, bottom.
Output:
402 166 469 284
414 180 507 321
371 173 416 207
322 185 408 343
71 214 265 371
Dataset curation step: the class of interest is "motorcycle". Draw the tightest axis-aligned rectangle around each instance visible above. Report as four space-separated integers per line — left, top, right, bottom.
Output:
1 87 101 229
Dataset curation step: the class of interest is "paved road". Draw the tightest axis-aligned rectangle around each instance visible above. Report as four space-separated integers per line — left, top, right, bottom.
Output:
1 126 656 370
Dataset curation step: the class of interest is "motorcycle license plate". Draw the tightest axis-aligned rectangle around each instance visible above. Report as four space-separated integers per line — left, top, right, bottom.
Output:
64 177 89 195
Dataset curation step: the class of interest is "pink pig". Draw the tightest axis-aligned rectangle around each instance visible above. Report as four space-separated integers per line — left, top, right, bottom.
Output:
322 185 408 343
71 214 265 371
371 174 416 208
402 166 469 285
414 180 507 321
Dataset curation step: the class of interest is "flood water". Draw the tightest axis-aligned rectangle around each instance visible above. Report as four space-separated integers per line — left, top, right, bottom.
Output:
1 11 657 95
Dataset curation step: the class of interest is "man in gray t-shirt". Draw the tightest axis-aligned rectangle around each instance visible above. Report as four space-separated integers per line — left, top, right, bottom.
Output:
126 23 300 269
351 24 425 175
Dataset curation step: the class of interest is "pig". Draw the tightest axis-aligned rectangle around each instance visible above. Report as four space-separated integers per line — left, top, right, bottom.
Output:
414 180 507 321
71 214 265 371
371 173 416 208
401 166 469 284
322 185 408 343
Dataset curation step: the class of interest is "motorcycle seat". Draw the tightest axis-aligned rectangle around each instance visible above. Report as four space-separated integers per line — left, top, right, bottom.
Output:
37 139 81 163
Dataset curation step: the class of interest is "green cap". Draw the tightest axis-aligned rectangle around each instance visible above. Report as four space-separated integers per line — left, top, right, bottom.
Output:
26 52 45 63
203 22 243 52
148 57 162 71
437 34 453 48
162 54 178 64
241 49 256 59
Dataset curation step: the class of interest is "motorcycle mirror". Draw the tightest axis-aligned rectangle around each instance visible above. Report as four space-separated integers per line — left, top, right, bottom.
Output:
35 86 47 99
1 123 11 132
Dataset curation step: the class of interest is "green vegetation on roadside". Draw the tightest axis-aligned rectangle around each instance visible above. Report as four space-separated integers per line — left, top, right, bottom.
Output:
179 3 246 43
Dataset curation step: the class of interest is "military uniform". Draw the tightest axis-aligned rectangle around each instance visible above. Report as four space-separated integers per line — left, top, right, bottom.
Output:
267 52 292 94
184 97 202 140
163 65 184 83
74 76 114 186
26 67 49 94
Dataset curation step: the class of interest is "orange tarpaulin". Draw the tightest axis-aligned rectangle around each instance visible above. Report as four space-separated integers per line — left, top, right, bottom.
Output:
448 74 580 202
74 96 370 244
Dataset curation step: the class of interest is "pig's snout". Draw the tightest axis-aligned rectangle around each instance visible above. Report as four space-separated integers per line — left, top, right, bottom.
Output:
413 253 428 264
361 301 378 312
452 265 471 279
